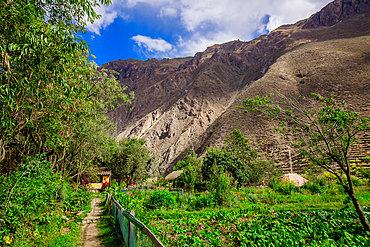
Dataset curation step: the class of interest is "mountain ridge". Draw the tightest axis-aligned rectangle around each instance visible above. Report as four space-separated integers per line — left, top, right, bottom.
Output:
103 0 370 173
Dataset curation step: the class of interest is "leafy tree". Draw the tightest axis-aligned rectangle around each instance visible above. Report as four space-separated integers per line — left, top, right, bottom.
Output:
0 155 91 244
203 147 248 188
108 138 151 185
203 130 277 187
0 0 134 243
173 149 203 192
223 129 279 185
0 0 133 175
241 92 370 232
223 129 258 162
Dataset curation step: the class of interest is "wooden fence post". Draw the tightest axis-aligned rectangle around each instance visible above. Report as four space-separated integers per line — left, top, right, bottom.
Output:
111 195 164 247
127 210 135 247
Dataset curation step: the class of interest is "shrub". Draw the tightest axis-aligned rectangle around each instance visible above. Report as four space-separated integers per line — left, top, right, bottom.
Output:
246 194 259 204
322 172 363 187
279 181 298 195
203 148 248 188
146 190 176 209
265 191 279 205
173 150 203 192
362 156 370 163
0 157 66 245
206 166 234 207
333 175 363 187
193 193 216 209
107 138 151 185
155 177 172 188
268 177 282 191
174 192 195 210
351 176 362 186
302 181 322 194
63 185 92 212
269 178 298 195
324 184 341 196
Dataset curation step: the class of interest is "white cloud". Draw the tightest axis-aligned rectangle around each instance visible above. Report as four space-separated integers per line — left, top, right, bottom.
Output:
159 7 178 18
132 35 173 53
125 0 174 8
85 6 118 35
88 0 332 56
176 32 240 56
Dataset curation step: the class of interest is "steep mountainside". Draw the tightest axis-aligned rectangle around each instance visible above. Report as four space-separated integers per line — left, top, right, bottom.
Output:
104 0 370 173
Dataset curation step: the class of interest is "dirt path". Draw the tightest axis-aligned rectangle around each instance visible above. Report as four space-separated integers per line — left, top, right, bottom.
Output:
81 197 103 247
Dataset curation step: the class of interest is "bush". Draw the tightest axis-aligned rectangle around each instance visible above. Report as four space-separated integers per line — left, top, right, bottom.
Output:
279 181 298 195
302 181 323 194
173 150 203 192
265 191 279 205
322 172 337 183
155 177 171 188
269 178 298 195
105 179 127 197
268 177 280 191
202 148 248 188
146 190 176 209
193 193 216 209
351 176 362 186
362 156 370 163
324 184 341 196
174 192 195 210
323 171 363 187
0 157 66 245
206 166 234 207
63 185 92 212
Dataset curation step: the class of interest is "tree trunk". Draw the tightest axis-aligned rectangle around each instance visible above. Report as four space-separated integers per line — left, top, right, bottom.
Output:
349 190 370 232
343 168 370 232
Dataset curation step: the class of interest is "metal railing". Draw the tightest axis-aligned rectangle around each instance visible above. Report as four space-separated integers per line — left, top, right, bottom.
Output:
108 194 164 247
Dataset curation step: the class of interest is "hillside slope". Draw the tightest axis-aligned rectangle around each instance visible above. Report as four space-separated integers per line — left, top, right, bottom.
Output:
104 0 370 173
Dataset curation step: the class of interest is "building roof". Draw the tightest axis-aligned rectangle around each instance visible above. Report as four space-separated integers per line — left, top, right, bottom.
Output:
96 167 111 176
165 170 184 180
282 173 308 187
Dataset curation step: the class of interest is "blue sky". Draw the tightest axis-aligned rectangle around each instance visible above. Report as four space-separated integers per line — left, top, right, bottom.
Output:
83 0 333 66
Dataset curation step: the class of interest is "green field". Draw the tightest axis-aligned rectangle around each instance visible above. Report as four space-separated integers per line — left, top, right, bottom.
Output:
108 185 370 247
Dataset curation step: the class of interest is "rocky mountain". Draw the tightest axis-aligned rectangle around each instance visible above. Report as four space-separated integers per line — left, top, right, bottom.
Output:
104 0 370 173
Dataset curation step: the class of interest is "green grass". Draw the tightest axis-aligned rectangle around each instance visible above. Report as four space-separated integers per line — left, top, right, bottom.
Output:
96 199 124 247
42 220 82 247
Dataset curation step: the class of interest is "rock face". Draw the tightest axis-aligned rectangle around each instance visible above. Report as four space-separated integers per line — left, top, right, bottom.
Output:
303 0 370 28
104 0 370 173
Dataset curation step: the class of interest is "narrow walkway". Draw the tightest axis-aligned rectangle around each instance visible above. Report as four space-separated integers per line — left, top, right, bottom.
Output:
81 197 103 247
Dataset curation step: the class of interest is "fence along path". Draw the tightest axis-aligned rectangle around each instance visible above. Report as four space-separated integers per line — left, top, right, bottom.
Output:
107 194 165 247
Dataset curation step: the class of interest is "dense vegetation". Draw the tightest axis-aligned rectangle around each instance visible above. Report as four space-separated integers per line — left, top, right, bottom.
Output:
2 0 370 246
0 0 133 245
0 156 93 246
104 138 153 185
100 114 370 246
173 129 279 194
105 175 370 246
102 126 370 246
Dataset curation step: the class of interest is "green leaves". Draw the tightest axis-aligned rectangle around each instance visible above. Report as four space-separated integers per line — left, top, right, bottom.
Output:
0 0 132 176
107 138 151 185
241 92 370 231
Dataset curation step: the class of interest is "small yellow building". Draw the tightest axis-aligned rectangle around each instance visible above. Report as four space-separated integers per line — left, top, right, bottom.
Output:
89 167 111 192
